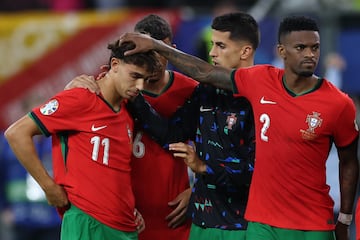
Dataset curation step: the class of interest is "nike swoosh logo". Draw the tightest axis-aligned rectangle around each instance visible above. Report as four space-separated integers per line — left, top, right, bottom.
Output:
200 106 213 112
260 96 277 105
91 124 107 131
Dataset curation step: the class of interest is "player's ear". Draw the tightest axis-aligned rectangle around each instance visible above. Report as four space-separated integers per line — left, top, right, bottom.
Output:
110 57 121 72
240 45 253 60
277 44 285 59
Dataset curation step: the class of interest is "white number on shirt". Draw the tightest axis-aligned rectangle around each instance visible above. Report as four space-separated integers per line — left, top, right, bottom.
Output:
91 136 110 165
133 132 145 158
260 113 270 142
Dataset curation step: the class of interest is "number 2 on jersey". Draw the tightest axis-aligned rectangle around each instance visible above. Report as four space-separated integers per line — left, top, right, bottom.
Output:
260 113 270 142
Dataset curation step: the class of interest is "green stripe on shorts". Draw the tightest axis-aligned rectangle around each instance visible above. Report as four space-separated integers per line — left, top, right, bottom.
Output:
61 204 138 240
246 221 335 240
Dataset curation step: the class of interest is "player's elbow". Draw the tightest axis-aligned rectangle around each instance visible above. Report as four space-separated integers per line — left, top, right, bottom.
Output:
4 122 24 147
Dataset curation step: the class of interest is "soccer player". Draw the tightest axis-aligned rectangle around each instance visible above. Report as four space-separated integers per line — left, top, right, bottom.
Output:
119 15 359 240
129 15 197 240
4 41 160 240
65 14 198 240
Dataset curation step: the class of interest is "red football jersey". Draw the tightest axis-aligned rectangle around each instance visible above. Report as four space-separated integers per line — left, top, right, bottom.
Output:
131 71 197 240
232 65 358 230
31 88 136 231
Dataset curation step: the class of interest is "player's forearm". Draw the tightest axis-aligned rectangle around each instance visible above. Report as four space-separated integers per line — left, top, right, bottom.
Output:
338 139 359 214
127 94 190 145
339 157 359 213
153 41 233 91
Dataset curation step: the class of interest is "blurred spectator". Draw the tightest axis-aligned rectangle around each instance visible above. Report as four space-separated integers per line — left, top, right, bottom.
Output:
324 52 346 90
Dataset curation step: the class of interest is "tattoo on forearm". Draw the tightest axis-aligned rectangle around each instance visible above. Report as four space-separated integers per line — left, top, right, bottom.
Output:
159 47 232 91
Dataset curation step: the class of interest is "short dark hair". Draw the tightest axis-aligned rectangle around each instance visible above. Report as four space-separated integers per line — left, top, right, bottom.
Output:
278 16 319 44
211 12 259 50
107 40 160 73
134 14 173 41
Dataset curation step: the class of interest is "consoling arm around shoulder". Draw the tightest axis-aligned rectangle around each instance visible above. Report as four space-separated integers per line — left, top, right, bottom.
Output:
127 93 199 147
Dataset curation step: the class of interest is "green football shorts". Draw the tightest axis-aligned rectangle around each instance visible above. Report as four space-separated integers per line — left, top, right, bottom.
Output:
246 221 335 240
188 223 246 240
61 204 138 240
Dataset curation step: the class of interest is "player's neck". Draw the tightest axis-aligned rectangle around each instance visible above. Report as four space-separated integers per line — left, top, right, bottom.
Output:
235 59 254 69
282 74 319 96
98 77 123 111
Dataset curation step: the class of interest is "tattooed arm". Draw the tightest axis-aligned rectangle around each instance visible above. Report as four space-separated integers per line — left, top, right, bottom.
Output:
120 32 233 91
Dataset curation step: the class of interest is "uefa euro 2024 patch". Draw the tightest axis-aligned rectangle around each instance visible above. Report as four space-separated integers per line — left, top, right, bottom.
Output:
40 99 59 115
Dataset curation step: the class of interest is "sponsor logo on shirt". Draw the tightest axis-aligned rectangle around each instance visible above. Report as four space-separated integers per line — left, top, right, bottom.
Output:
260 96 277 105
91 124 107 132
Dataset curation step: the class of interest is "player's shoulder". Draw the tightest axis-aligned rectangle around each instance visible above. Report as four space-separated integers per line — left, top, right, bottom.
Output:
235 64 283 76
321 78 355 107
171 70 198 86
233 65 283 86
46 88 98 112
58 88 95 97
54 88 98 103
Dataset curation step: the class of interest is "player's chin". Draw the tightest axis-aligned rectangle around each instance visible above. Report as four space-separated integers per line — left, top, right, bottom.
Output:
126 91 140 98
298 70 314 78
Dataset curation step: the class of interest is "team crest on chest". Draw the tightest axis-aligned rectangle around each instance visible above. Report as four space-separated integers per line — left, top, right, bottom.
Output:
40 99 59 115
300 111 323 140
226 113 237 130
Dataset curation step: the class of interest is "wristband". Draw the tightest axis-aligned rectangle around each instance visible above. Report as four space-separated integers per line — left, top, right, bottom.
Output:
337 212 353 225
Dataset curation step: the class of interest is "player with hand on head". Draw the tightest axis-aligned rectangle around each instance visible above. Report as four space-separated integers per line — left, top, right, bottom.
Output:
4 40 160 240
65 14 198 240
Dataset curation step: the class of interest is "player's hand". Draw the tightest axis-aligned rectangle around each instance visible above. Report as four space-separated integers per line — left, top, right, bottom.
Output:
64 74 100 94
166 188 191 228
335 222 350 240
169 142 206 174
96 65 110 80
119 32 157 56
44 182 69 208
134 208 145 233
